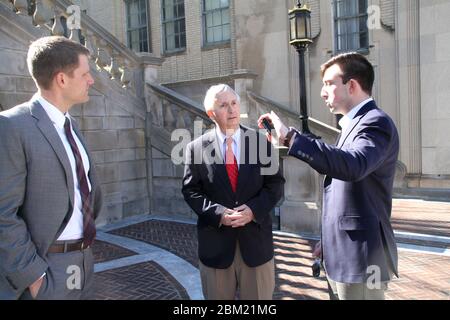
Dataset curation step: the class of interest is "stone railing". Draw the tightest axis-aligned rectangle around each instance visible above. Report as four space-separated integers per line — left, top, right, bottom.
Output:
146 83 213 156
245 90 340 235
246 90 340 144
4 0 146 89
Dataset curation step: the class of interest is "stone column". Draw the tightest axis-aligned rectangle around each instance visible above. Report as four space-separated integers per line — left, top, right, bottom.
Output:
396 0 422 178
142 55 163 214
279 149 322 236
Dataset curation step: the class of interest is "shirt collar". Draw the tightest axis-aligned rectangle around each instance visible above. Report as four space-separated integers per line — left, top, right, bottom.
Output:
34 93 68 130
215 126 241 146
338 97 373 131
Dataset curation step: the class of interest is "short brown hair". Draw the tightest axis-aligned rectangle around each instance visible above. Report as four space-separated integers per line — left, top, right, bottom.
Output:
321 52 374 95
27 36 90 90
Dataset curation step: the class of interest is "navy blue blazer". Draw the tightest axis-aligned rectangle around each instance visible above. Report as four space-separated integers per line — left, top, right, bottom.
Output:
288 101 399 283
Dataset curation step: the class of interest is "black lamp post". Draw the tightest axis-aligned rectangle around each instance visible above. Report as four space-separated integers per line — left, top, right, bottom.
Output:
289 0 316 137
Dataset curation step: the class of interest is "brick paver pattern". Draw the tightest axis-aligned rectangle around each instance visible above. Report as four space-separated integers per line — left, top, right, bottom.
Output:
92 240 136 264
105 213 450 300
392 199 450 237
94 261 190 300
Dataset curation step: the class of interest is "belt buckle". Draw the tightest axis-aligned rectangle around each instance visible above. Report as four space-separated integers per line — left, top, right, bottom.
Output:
80 242 90 251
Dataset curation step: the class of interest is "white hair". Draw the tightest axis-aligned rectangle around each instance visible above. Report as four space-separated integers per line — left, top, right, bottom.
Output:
203 84 240 112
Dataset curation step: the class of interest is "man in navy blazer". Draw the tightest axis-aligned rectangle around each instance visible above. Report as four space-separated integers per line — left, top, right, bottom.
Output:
259 52 399 300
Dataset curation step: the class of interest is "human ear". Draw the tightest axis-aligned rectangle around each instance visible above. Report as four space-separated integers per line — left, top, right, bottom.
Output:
54 72 66 88
348 79 357 94
207 110 215 121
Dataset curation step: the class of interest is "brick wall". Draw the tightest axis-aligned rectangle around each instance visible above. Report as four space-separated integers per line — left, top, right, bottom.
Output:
150 0 233 84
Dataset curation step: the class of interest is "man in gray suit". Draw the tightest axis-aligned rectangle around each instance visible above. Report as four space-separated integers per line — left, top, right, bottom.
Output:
0 36 103 299
259 52 399 300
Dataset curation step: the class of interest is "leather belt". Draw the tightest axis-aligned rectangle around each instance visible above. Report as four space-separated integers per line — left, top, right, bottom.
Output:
47 240 89 253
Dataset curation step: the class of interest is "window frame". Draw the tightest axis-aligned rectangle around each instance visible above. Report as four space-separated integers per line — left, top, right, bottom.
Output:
125 0 151 53
201 0 231 48
333 0 369 54
161 0 187 54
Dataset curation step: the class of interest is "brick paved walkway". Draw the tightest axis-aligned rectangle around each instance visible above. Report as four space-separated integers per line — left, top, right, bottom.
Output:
392 199 450 237
91 199 450 300
95 261 189 300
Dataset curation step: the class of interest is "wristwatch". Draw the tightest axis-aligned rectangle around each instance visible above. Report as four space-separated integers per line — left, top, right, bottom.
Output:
283 128 296 147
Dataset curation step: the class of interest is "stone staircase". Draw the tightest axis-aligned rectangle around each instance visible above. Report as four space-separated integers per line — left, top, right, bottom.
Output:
0 0 161 225
2 0 371 235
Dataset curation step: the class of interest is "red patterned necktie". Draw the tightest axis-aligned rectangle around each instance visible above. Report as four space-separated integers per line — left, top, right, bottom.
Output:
225 137 239 193
64 117 96 247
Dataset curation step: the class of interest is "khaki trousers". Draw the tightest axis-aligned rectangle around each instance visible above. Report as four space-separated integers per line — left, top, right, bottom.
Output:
327 274 388 300
199 243 275 300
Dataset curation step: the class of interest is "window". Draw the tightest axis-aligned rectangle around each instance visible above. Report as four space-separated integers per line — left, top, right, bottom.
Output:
333 0 369 53
162 0 186 52
126 0 149 52
203 0 230 45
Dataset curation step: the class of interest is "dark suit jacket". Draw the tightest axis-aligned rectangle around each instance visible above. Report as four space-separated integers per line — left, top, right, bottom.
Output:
0 99 103 299
288 101 399 283
182 125 285 269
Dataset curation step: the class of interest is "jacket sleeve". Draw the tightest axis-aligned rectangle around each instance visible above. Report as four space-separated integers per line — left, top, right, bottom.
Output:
0 116 48 294
287 115 395 182
181 141 224 228
246 138 285 224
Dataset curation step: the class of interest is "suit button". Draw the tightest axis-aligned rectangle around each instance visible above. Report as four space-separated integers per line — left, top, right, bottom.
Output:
297 151 301 156
235 201 238 205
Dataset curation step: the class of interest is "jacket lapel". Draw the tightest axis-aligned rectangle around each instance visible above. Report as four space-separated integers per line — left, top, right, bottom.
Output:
235 126 251 196
325 101 377 186
203 129 235 196
30 100 75 207
336 101 377 149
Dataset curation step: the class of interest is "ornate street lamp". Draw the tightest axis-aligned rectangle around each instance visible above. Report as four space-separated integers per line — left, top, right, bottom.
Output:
289 0 316 136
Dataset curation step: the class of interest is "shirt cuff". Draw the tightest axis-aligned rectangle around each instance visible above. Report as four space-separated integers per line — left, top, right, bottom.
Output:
284 127 297 148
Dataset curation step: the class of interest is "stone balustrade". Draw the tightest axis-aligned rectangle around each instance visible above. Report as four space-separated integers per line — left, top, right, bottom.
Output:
148 83 213 136
247 90 340 145
6 0 139 89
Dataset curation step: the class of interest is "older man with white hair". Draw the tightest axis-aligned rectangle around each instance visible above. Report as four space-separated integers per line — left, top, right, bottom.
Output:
182 84 285 300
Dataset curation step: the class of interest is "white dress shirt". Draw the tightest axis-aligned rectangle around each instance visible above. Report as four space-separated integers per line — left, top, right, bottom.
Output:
215 126 241 168
338 97 373 133
35 94 92 241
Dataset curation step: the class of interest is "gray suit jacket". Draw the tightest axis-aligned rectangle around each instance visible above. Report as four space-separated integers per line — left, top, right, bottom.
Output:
0 98 103 299
288 101 399 283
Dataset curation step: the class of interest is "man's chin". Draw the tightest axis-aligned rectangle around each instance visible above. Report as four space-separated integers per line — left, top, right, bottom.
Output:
226 122 240 131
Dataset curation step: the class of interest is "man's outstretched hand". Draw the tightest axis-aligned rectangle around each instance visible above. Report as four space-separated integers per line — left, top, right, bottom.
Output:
257 111 289 144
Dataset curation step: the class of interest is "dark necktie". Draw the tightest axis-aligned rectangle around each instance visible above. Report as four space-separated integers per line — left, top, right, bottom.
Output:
64 117 96 247
225 137 238 193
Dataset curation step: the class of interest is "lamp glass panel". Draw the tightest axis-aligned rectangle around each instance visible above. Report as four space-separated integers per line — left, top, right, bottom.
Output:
296 13 306 39
306 13 312 39
290 16 296 41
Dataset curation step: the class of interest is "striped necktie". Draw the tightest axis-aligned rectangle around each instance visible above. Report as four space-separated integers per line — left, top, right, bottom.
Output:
64 117 96 247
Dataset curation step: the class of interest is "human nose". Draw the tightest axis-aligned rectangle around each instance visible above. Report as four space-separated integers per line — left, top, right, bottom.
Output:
87 73 94 86
320 86 327 99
